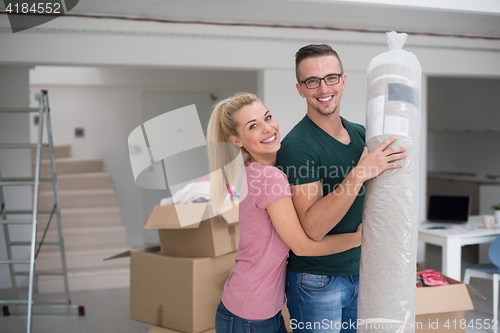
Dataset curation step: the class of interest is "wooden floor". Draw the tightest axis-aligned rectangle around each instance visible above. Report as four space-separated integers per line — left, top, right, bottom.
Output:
0 278 497 333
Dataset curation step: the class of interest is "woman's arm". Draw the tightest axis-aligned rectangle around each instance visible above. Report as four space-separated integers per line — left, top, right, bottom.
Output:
266 196 361 256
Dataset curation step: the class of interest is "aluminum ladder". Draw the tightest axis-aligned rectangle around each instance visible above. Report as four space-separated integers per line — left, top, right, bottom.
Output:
0 90 84 333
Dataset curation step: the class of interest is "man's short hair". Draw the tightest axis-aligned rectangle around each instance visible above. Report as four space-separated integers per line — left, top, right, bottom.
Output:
295 44 344 82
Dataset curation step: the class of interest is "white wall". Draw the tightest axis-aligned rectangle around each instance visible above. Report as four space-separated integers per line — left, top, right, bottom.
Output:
29 66 258 248
427 77 500 175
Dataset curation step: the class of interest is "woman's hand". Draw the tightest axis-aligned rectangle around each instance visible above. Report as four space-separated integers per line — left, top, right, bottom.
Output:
356 222 362 235
355 223 362 246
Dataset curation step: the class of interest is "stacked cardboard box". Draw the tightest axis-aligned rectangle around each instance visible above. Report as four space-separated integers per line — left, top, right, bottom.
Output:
108 202 239 333
144 202 239 258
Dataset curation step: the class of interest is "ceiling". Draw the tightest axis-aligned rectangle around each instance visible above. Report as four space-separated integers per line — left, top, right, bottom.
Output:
61 0 500 39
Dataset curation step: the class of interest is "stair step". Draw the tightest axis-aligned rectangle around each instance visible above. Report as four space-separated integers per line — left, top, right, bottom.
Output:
36 246 131 271
37 207 122 229
0 219 32 225
37 266 130 294
38 189 116 210
0 143 48 149
0 107 38 113
21 143 130 294
0 177 53 186
38 172 112 191
36 225 128 250
31 145 71 160
32 157 103 176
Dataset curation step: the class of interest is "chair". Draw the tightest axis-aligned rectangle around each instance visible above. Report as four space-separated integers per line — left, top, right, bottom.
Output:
464 234 500 333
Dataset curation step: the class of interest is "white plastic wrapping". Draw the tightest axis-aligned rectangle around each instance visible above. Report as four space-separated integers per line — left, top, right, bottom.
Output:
358 31 422 333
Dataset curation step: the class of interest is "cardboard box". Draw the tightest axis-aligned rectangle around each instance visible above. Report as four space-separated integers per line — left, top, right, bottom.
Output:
108 246 236 333
144 202 239 257
415 275 484 332
149 326 215 333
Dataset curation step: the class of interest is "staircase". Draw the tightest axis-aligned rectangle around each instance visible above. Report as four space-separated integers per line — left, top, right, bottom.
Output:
33 145 130 294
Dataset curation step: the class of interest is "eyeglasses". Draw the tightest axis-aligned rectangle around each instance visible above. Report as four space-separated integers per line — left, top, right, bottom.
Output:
299 74 343 89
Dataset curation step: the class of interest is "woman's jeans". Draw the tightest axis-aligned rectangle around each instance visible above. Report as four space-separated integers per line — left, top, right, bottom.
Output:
215 300 288 333
285 271 359 332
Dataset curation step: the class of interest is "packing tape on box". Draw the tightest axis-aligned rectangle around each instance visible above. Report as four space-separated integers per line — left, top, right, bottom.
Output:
358 31 422 333
128 104 244 226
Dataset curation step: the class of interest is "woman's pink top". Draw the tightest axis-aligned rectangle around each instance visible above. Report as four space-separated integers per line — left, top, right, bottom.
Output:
221 162 291 320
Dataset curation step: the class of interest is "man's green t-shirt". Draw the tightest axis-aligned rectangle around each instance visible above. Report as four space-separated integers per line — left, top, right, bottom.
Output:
276 115 366 276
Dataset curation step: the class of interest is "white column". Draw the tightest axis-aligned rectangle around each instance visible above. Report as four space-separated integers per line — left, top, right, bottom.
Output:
0 66 32 288
417 76 428 263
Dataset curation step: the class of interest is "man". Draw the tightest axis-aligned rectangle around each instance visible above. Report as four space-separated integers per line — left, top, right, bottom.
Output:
276 44 406 332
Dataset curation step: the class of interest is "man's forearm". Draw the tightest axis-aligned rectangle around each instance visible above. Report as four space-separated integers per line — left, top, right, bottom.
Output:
300 167 365 241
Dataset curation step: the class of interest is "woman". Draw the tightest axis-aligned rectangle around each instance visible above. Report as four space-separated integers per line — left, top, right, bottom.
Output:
207 93 362 333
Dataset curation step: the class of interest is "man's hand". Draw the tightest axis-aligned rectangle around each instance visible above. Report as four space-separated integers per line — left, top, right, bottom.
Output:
353 137 406 182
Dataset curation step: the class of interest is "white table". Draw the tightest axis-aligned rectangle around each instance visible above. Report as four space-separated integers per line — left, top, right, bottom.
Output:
418 216 500 281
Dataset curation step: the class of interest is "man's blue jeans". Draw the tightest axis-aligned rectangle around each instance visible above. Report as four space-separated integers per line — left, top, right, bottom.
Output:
286 271 359 333
215 300 288 333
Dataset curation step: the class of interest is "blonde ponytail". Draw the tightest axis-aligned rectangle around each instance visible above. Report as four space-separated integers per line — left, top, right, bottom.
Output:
206 93 261 212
